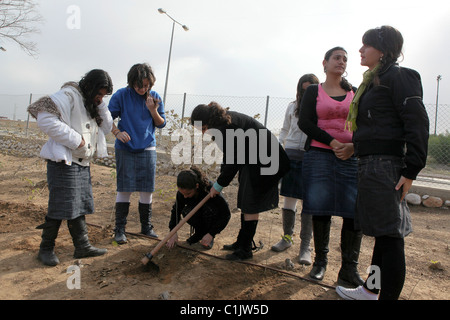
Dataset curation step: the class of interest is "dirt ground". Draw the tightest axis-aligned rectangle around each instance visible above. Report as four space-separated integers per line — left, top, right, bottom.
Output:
0 152 448 302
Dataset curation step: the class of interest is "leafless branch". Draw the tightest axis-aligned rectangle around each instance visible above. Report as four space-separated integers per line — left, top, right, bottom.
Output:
0 0 44 57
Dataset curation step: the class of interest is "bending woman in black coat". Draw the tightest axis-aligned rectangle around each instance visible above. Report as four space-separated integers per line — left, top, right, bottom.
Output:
190 102 290 260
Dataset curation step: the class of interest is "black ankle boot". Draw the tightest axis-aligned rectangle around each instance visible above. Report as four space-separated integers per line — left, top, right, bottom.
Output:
139 202 158 238
309 218 331 281
37 217 62 266
337 228 364 288
68 216 107 258
114 202 130 244
226 220 258 261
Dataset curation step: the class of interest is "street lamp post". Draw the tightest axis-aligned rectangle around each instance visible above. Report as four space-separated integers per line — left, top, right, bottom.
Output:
158 8 189 106
434 75 442 135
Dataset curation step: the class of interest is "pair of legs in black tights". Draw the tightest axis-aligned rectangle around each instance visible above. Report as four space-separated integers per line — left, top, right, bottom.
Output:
364 236 406 300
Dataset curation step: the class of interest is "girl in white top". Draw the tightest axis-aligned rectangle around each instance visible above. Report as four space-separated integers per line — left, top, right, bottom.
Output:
271 74 319 266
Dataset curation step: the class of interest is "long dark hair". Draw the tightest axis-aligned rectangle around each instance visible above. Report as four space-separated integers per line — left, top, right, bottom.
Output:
127 63 155 100
362 25 404 79
323 46 353 91
294 73 319 117
177 166 210 193
79 69 113 126
190 102 232 128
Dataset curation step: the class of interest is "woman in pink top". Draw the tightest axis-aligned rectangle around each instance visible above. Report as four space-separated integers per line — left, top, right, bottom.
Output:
298 47 364 288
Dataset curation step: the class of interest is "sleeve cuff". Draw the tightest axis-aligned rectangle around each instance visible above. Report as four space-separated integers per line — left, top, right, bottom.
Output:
213 182 223 192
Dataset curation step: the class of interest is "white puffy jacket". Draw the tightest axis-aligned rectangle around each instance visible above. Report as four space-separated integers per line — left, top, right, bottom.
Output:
28 83 113 166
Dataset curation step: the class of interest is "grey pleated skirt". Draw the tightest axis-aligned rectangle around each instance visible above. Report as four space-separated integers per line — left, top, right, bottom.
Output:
46 160 94 220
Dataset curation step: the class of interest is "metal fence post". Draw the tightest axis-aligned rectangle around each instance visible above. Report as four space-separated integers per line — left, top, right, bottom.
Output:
181 92 187 128
26 93 32 137
264 95 270 127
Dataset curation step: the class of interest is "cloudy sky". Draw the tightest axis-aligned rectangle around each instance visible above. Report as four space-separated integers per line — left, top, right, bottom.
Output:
1 0 449 115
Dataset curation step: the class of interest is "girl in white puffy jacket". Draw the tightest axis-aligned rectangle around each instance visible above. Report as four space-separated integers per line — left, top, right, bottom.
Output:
27 69 114 267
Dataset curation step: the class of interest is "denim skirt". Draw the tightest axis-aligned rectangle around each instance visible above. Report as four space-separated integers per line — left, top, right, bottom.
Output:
280 159 303 199
355 155 412 238
47 160 94 220
301 148 357 218
115 148 157 192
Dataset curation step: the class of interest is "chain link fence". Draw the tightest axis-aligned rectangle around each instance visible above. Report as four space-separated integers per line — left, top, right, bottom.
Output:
1 93 449 191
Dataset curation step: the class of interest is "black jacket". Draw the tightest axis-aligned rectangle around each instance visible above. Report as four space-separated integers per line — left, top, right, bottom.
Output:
353 63 429 179
169 187 230 237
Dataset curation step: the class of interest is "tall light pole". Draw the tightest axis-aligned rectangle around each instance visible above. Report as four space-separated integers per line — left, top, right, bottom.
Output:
158 8 189 106
434 75 442 135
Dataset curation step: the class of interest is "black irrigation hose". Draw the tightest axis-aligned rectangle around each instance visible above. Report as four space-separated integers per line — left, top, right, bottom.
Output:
87 222 337 290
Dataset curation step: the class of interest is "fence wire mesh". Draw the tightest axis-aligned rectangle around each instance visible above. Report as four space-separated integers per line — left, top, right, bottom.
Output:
0 93 449 190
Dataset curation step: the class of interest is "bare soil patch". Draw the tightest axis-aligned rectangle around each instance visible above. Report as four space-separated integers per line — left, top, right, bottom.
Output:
0 153 448 302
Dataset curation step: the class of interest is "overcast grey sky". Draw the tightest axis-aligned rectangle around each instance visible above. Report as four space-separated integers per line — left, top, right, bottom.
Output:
1 0 449 107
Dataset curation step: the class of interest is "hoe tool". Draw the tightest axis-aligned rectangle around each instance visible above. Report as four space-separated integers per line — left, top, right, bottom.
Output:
141 193 211 272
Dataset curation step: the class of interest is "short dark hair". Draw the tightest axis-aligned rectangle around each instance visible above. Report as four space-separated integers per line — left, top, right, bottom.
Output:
127 63 155 99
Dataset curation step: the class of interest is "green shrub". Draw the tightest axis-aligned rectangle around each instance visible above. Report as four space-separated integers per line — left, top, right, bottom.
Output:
428 132 450 165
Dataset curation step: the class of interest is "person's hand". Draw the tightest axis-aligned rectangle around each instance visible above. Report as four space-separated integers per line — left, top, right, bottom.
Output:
332 142 354 160
395 176 413 202
146 95 161 112
209 186 220 198
116 130 131 143
200 233 213 248
166 233 178 249
78 137 85 149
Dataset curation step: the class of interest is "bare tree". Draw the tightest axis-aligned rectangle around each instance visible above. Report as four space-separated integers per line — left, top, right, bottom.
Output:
0 0 44 56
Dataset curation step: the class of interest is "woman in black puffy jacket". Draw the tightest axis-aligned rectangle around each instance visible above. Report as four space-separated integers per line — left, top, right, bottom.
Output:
336 25 429 301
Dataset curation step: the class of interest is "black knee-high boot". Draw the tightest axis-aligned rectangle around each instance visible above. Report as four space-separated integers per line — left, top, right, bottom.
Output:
68 215 107 258
337 228 364 287
114 202 130 244
226 220 258 261
37 217 62 266
139 202 158 238
309 218 331 281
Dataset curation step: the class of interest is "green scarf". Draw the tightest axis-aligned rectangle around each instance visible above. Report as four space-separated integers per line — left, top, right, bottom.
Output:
345 63 380 131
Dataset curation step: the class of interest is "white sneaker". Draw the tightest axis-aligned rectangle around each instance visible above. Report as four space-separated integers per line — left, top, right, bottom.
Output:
336 285 378 300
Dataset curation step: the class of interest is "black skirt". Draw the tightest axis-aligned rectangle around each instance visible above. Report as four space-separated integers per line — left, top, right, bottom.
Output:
237 165 279 214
